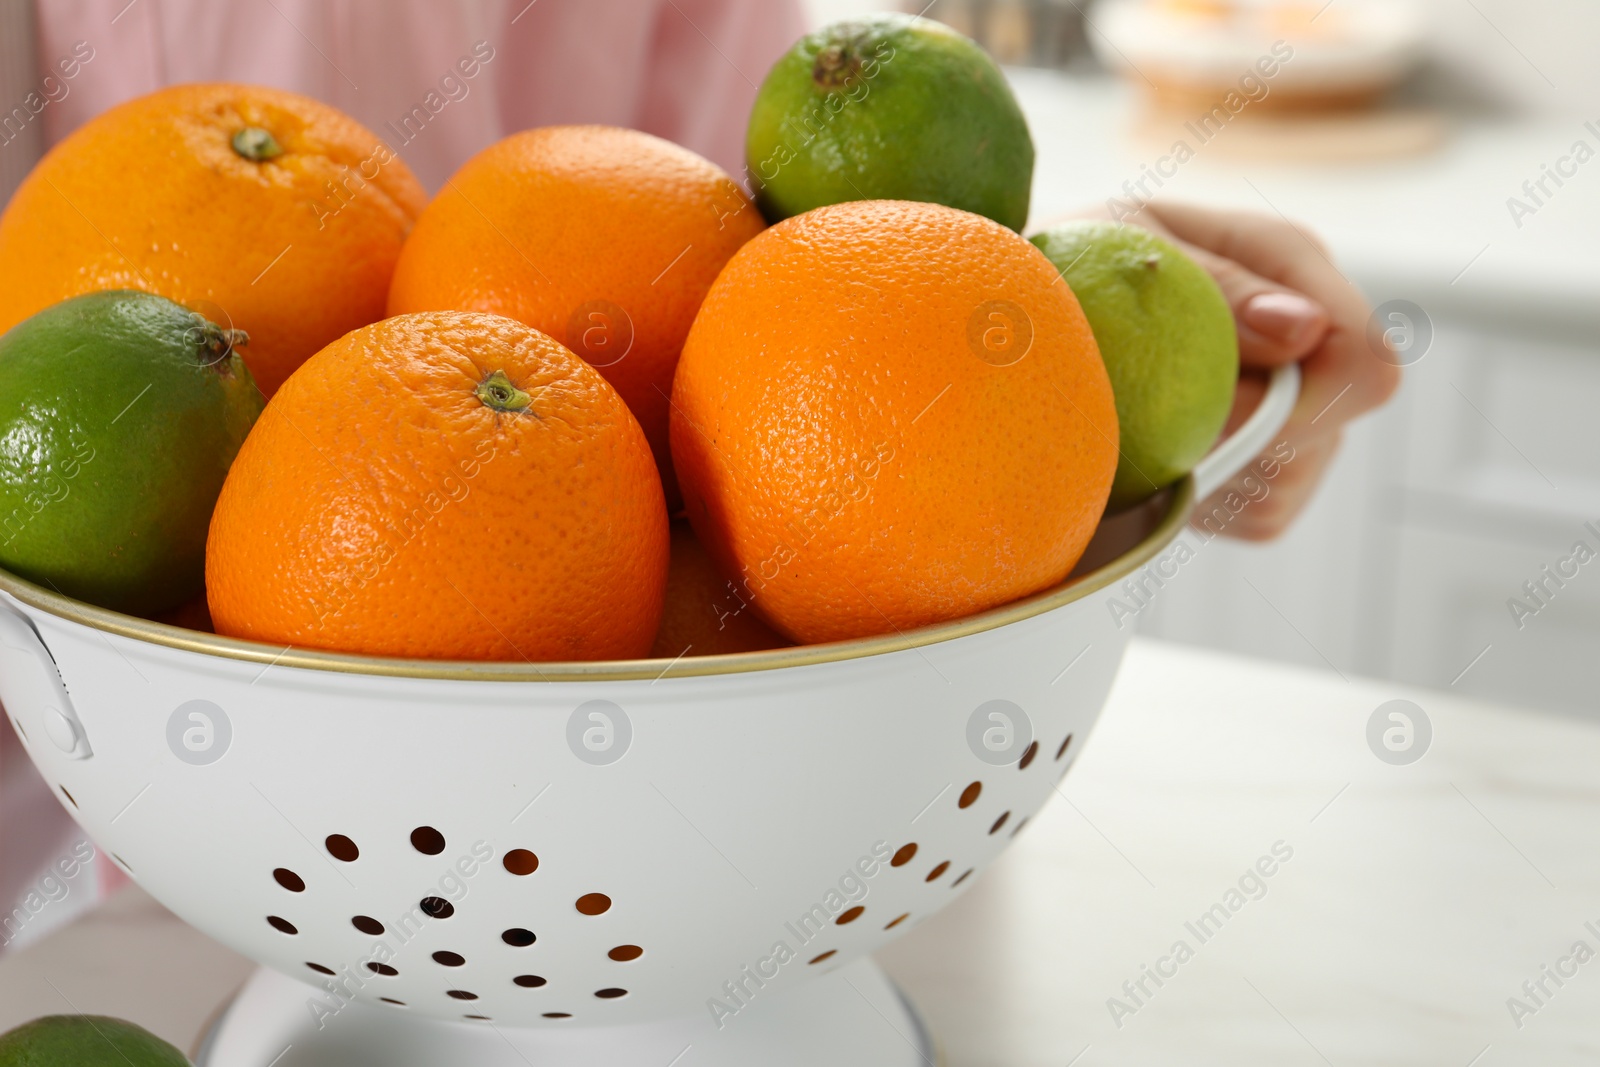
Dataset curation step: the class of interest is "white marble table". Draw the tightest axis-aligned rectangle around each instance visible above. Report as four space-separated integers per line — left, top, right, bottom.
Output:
3 637 1597 1065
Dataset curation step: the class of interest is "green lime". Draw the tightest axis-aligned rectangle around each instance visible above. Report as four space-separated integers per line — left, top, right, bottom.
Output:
1031 221 1238 510
0 1015 190 1066
747 14 1034 230
0 290 263 614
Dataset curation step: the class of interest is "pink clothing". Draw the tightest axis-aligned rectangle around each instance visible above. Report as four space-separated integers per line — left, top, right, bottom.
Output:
34 0 807 189
3 0 806 950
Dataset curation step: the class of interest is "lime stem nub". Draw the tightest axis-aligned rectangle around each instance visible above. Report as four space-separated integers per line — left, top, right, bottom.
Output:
232 127 283 162
476 370 531 413
194 320 248 368
812 41 863 89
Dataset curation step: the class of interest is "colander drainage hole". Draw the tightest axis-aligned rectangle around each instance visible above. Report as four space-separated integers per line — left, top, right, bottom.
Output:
890 843 917 867
504 849 539 875
273 868 306 892
989 811 1010 835
835 906 864 925
59 785 77 808
514 975 547 988
1011 816 1030 838
1056 733 1073 761
266 916 298 935
925 861 949 882
306 963 335 975
595 988 627 999
446 990 479 1001
608 945 643 962
464 1015 491 1021
379 998 406 1007
433 951 466 967
808 951 836 965
502 928 536 947
420 896 455 919
951 869 973 887
112 854 133 874
575 893 611 916
543 1013 571 1019
352 915 385 936
411 826 446 855
325 834 359 862
885 913 910 930
958 781 982 809
366 963 399 977
1019 740 1039 770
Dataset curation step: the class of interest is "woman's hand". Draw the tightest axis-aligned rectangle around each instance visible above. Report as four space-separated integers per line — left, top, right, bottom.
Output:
1068 200 1400 540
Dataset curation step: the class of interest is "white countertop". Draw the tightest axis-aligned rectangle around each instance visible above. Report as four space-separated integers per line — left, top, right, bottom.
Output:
4 637 1597 1064
1013 70 1600 341
880 638 1600 1065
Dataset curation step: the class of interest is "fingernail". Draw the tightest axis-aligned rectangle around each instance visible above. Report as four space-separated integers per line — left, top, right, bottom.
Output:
1243 292 1325 347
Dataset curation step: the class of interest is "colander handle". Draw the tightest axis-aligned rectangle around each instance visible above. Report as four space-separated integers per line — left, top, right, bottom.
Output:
0 599 91 759
1190 362 1301 502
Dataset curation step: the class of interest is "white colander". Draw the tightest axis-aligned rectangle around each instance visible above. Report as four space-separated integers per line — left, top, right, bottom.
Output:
1 368 1295 1066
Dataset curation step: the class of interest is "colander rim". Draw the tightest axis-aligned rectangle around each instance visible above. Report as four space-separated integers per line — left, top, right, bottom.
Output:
0 478 1193 682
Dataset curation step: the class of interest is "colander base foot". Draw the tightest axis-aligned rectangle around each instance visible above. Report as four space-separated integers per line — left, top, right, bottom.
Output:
197 958 937 1067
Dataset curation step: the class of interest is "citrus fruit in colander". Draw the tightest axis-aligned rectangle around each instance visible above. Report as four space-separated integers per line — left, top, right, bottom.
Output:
650 520 789 658
0 83 426 396
0 1015 190 1067
386 125 766 506
747 15 1035 230
0 290 262 615
1031 221 1238 509
670 200 1117 645
206 311 668 661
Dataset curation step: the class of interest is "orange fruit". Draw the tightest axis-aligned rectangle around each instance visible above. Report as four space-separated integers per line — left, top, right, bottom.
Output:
671 200 1117 645
0 83 426 396
150 596 215 634
386 125 765 503
207 311 668 661
650 520 790 658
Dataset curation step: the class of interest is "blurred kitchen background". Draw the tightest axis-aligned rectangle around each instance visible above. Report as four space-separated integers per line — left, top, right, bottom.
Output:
811 0 1598 718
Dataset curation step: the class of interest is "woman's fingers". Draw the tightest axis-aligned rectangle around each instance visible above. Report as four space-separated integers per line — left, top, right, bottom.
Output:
1239 291 1330 364
1118 203 1391 433
1157 234 1330 367
1138 202 1398 423
1094 202 1335 366
1050 200 1401 539
1197 430 1342 542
